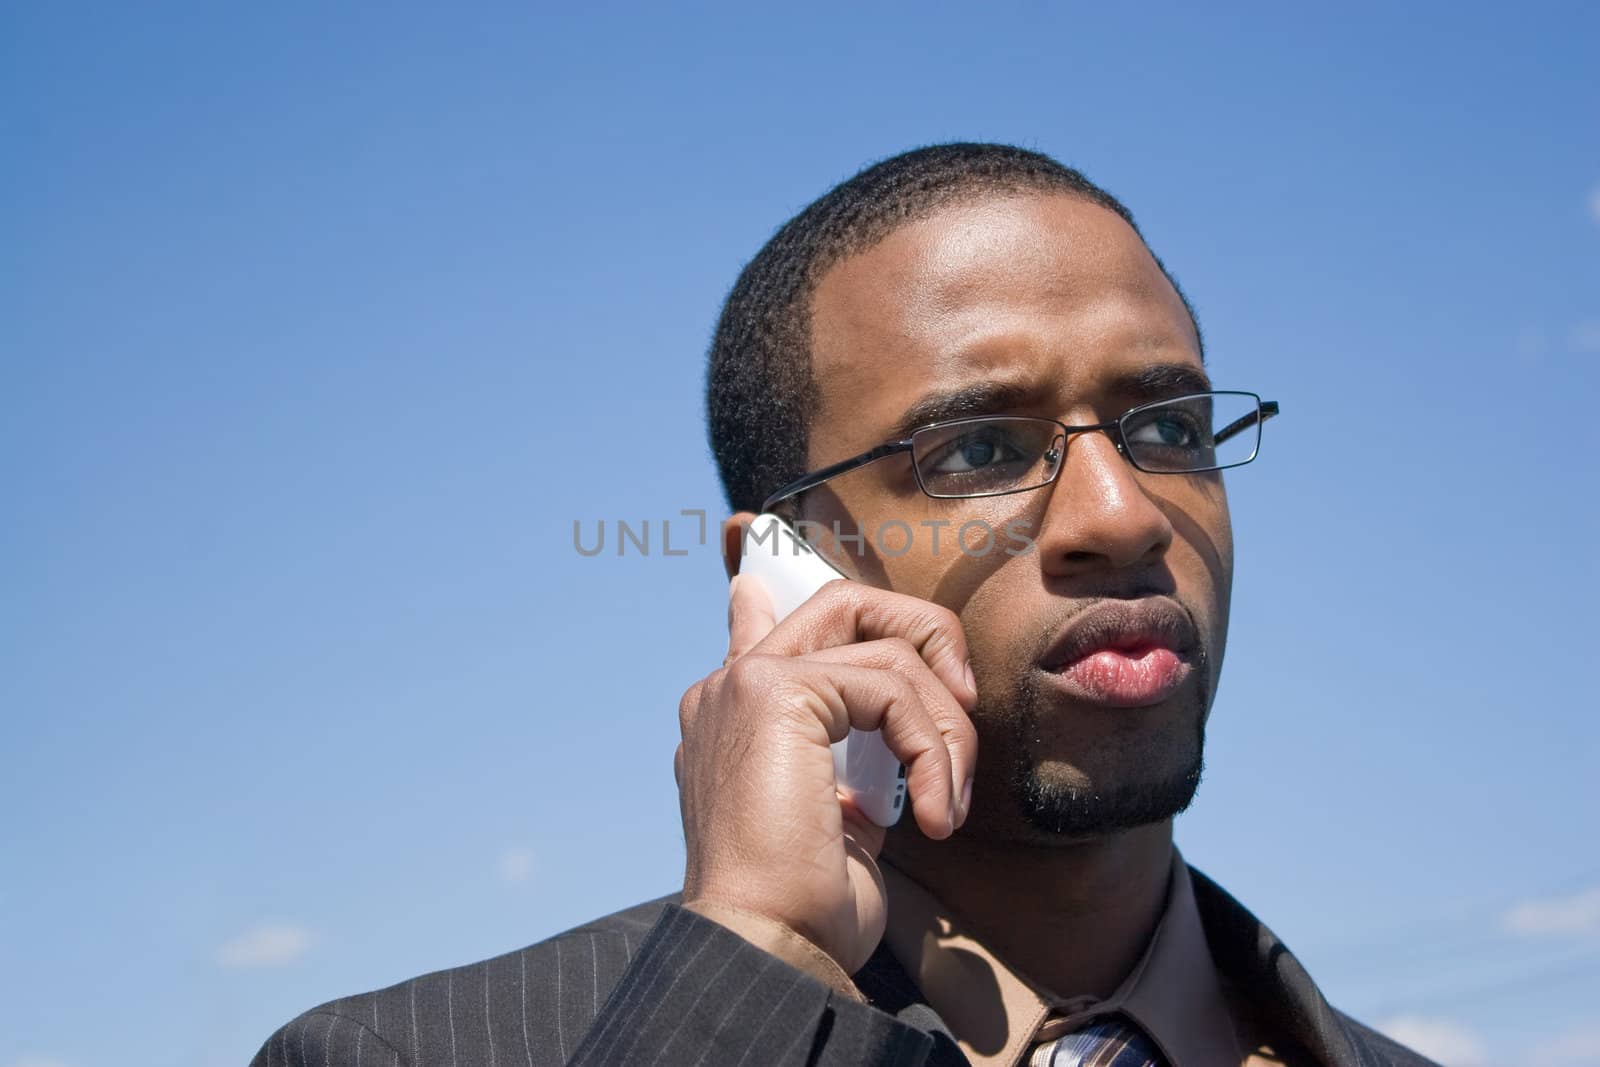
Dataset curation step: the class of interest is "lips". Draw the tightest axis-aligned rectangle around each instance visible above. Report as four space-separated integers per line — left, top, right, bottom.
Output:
1039 598 1198 708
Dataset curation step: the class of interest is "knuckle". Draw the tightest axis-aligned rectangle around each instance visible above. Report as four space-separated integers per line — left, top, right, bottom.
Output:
678 681 704 730
725 654 793 708
910 749 951 792
881 635 919 663
815 577 856 609
888 670 921 708
722 654 766 691
955 718 980 747
773 692 822 730
927 601 963 635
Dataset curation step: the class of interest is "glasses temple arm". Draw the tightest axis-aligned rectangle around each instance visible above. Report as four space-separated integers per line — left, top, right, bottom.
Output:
760 439 914 513
1214 400 1279 446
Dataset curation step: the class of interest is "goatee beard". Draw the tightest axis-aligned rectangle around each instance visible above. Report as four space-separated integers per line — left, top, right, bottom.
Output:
1008 652 1209 839
1011 741 1204 837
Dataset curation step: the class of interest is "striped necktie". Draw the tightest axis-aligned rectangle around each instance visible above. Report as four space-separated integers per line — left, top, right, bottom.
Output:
1027 1014 1168 1067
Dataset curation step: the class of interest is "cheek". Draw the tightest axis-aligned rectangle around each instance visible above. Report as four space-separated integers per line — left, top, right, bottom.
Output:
1181 492 1234 689
876 538 1030 687
1214 520 1234 617
934 552 1046 684
879 493 1040 590
1208 484 1234 609
1162 475 1232 606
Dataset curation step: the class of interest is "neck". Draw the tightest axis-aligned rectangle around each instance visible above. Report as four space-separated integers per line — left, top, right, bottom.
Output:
880 819 1174 999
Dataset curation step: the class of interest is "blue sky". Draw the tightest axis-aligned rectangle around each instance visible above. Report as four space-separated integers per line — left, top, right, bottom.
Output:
2 4 1597 1065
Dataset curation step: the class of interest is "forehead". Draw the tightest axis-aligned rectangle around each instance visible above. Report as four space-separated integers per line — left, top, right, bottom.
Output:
806 192 1202 461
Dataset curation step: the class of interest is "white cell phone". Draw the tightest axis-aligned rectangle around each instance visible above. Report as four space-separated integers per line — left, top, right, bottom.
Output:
737 513 907 827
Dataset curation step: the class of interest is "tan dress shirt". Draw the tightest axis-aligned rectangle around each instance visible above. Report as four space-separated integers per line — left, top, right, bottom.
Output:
687 846 1298 1067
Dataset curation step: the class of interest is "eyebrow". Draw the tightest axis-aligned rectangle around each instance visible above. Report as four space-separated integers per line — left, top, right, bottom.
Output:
1113 363 1215 404
889 362 1215 439
888 380 1040 439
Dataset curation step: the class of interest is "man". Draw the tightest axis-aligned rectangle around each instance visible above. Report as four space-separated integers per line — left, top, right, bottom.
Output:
254 144 1434 1066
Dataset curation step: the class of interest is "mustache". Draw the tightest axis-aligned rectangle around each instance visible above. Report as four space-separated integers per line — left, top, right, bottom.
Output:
1024 587 1202 665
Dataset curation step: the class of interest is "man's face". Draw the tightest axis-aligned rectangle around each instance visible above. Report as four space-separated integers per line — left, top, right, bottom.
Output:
799 192 1234 844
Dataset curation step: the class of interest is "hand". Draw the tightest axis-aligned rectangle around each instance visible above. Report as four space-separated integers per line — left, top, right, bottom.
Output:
674 574 979 975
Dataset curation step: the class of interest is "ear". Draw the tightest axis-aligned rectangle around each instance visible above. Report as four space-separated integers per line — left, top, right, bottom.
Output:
721 510 758 579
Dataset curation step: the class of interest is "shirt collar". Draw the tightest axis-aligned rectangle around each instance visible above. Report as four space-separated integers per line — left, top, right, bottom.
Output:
878 846 1245 1067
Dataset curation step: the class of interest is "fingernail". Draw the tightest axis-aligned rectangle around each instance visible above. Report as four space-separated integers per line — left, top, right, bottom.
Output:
960 778 973 822
964 661 977 697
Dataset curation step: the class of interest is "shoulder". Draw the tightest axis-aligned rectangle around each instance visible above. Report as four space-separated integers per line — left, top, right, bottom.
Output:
251 893 678 1067
1336 1012 1444 1067
1186 865 1441 1067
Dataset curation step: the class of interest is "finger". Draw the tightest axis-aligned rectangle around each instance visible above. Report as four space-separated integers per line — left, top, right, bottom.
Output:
837 794 887 859
804 639 979 825
759 658 957 838
751 582 978 713
839 794 888 950
725 573 778 666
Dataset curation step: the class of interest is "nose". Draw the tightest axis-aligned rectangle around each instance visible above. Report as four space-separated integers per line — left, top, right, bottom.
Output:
1032 426 1174 577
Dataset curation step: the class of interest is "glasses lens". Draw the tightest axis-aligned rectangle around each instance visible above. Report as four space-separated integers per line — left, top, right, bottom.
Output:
911 417 1066 498
1123 392 1261 473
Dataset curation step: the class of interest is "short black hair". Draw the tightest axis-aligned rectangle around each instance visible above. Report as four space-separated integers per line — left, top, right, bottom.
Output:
705 142 1202 514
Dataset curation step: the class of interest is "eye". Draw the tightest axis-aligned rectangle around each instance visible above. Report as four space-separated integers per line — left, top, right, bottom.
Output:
911 417 1063 495
925 428 1028 474
1127 410 1205 450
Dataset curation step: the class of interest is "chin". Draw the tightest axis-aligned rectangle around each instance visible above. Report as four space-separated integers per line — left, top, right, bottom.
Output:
974 657 1213 839
1005 712 1207 839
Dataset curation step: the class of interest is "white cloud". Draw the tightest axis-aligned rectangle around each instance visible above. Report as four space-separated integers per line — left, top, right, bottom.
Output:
498 845 536 884
216 923 313 969
1503 886 1600 937
1533 1024 1600 1066
1378 1016 1487 1067
1569 321 1600 353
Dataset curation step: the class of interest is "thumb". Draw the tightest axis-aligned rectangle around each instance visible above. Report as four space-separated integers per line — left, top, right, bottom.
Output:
725 573 778 665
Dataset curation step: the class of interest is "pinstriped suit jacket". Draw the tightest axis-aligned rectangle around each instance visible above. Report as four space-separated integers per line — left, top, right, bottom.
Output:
251 866 1438 1066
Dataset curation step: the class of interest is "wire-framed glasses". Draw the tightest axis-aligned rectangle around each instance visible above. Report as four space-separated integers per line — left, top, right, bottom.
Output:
761 391 1280 513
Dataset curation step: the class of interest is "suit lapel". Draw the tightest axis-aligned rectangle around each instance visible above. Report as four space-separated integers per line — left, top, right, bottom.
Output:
1188 865 1383 1067
854 867 1398 1067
